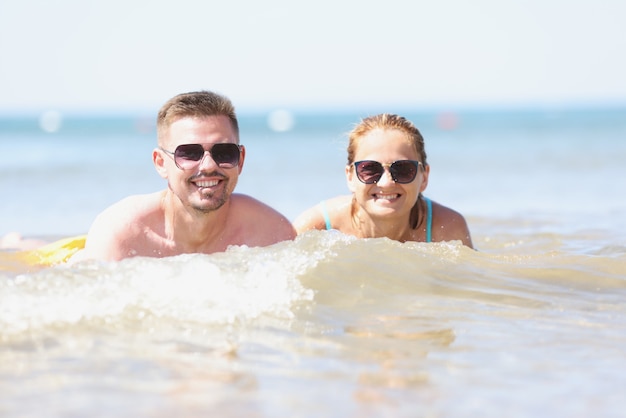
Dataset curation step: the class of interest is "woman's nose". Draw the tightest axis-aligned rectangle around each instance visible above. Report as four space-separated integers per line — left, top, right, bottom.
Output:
376 168 395 186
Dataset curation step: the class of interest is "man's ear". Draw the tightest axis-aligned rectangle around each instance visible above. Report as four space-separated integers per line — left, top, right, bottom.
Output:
153 148 168 179
238 145 246 174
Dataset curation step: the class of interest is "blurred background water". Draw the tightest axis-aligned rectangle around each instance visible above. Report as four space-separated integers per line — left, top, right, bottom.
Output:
2 106 625 241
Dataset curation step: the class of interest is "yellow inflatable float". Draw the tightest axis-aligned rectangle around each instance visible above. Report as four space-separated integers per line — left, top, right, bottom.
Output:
16 235 86 267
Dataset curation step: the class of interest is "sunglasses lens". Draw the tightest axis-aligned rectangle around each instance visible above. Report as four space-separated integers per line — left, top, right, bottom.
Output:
174 144 205 169
390 161 419 184
354 161 384 184
210 143 241 167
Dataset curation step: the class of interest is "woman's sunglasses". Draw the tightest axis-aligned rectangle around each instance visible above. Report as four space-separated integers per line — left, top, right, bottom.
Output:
353 160 421 184
160 143 242 170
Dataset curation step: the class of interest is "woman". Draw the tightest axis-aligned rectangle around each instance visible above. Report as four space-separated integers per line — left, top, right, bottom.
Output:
293 113 473 248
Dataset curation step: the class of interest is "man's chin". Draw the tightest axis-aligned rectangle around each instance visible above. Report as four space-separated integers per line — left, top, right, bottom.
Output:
191 198 227 213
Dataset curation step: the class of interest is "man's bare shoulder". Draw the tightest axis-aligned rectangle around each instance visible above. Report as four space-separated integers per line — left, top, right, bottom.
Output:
73 192 165 262
229 194 286 217
98 192 164 220
229 194 296 242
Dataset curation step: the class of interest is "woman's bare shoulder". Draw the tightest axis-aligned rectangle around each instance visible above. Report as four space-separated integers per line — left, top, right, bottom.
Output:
293 195 352 233
325 195 353 207
430 200 466 219
430 200 473 248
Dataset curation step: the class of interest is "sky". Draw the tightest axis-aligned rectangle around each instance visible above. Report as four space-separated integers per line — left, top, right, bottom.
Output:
1 0 625 114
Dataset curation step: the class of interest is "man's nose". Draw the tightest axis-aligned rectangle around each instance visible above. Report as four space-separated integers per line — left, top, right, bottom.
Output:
198 150 218 169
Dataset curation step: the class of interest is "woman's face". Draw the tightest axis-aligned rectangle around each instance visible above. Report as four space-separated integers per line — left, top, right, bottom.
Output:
346 128 429 220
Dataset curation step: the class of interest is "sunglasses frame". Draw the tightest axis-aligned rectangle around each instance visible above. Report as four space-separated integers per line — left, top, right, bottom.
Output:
160 143 242 170
353 160 421 184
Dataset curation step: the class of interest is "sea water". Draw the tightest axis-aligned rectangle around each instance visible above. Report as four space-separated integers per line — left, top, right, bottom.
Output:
1 107 625 417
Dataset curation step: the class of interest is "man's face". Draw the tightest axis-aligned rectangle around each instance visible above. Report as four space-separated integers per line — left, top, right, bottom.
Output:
155 115 244 213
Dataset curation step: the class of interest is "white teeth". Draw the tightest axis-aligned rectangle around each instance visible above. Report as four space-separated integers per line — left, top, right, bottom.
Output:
375 193 399 200
195 180 219 188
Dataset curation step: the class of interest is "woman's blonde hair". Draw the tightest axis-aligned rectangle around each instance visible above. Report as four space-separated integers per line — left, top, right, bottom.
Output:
347 113 427 166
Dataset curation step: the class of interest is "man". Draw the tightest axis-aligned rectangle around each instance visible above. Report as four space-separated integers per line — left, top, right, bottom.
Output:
70 90 295 262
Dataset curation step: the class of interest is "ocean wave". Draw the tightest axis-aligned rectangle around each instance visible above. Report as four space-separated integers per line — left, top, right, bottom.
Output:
1 230 624 342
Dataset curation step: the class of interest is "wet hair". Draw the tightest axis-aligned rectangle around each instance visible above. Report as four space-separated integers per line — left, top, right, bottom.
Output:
347 113 429 230
156 90 240 143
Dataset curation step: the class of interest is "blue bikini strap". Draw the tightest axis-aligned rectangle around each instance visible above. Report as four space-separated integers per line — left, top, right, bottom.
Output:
321 200 332 230
425 196 432 243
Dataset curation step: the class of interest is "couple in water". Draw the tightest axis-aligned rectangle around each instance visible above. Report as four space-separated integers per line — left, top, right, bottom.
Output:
5 90 473 265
